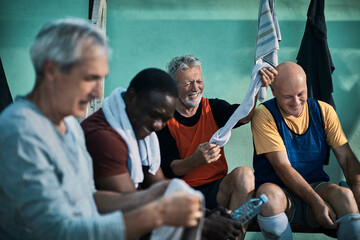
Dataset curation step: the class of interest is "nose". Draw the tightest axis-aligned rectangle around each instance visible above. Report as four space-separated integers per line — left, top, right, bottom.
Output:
189 81 199 92
152 119 165 131
92 80 103 99
293 96 301 106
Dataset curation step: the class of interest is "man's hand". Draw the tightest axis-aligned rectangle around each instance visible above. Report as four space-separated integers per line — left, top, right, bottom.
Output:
142 180 170 203
259 67 277 87
158 191 203 227
310 200 337 229
170 143 221 176
193 142 221 166
202 206 243 240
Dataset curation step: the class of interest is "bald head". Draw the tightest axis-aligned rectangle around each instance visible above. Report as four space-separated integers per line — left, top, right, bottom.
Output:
271 62 308 118
272 61 306 90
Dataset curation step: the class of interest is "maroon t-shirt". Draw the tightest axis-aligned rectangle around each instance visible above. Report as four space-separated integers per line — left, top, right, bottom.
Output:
81 108 129 180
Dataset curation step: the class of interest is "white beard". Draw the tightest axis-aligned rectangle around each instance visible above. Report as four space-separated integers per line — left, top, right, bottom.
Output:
182 92 202 107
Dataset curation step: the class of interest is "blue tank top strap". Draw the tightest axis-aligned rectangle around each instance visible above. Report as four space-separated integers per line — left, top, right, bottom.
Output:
253 98 330 189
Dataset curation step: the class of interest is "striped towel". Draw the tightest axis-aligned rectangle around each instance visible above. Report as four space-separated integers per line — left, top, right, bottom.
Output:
256 0 281 101
210 0 281 147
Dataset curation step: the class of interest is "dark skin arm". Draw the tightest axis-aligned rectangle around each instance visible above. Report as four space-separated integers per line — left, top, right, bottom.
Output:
140 167 165 189
202 206 243 240
94 180 169 214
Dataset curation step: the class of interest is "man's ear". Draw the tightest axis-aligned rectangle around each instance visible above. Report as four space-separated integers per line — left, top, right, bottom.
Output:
270 84 276 97
42 60 58 82
123 88 137 106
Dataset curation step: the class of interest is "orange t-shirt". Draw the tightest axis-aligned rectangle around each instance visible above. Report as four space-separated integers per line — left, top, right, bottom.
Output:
167 98 228 187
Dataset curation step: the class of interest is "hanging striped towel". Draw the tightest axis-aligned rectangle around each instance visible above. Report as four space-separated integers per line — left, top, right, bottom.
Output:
210 0 281 147
256 0 281 101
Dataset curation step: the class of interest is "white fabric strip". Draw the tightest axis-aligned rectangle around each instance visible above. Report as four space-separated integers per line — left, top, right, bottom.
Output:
210 0 281 147
150 179 205 240
210 60 271 147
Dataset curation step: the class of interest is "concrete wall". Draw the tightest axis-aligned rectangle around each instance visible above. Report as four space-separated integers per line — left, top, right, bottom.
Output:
1 0 359 239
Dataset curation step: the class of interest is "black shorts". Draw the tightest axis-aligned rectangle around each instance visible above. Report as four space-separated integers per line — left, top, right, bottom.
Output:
193 177 224 210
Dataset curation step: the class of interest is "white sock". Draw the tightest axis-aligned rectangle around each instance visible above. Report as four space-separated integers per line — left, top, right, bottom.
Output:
257 212 293 240
337 213 360 240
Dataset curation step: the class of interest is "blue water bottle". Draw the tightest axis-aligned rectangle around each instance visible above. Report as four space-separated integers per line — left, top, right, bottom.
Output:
230 194 268 225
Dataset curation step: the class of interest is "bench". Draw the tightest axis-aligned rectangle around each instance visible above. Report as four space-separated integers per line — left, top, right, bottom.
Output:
247 222 337 238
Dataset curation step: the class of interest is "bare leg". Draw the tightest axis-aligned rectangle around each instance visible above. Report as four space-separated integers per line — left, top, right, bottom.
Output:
256 183 293 240
216 167 255 240
308 183 359 226
216 167 255 211
256 182 292 217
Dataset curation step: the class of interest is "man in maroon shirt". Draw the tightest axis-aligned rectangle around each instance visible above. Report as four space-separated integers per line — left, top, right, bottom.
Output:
82 68 244 240
81 68 177 192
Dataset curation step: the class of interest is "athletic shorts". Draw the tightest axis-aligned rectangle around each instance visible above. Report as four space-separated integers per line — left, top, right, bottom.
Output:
283 181 328 227
193 177 224 210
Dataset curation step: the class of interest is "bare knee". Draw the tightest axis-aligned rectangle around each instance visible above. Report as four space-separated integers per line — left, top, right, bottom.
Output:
318 184 358 216
256 183 288 217
228 166 255 189
217 167 255 208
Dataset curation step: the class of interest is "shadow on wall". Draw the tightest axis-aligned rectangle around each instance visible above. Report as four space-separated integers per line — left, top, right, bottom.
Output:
325 51 360 183
331 54 360 139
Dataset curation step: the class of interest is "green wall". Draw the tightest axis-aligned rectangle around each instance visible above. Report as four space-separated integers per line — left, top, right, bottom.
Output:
0 0 89 96
1 0 359 239
105 0 360 212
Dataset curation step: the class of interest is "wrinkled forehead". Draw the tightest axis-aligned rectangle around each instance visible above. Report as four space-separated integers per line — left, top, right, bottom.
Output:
176 66 202 82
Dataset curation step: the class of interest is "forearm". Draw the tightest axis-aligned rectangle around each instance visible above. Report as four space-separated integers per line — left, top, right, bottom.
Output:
275 165 324 207
124 201 162 240
345 155 360 208
334 143 360 208
170 155 200 176
141 168 165 189
94 190 154 214
352 184 360 209
237 94 258 125
124 190 203 240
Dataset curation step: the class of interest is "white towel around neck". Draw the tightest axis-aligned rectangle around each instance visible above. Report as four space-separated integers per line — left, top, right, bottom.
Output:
102 87 161 187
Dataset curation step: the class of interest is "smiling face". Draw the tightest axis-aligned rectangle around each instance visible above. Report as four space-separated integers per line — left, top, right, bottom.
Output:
271 62 307 118
176 66 204 108
50 45 109 119
125 90 177 140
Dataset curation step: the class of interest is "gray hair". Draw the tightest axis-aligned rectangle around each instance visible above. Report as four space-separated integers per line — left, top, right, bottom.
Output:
166 55 202 81
30 18 110 76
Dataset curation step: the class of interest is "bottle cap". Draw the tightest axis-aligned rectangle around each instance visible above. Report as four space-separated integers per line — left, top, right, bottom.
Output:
259 194 268 203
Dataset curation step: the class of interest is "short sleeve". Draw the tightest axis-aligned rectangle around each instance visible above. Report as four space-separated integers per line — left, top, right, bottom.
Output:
318 101 348 148
251 104 286 154
84 129 129 180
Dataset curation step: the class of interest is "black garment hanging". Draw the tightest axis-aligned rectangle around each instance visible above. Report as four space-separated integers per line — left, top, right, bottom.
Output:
0 58 13 113
297 0 336 109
